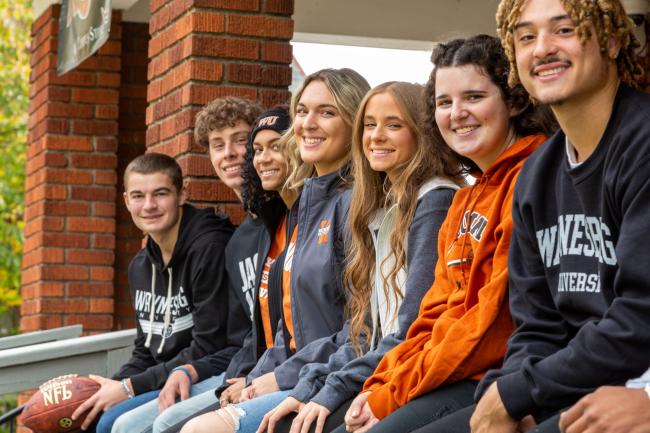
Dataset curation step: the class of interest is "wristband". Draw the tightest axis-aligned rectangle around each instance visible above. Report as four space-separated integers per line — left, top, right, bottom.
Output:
120 379 134 399
172 366 194 383
644 383 650 399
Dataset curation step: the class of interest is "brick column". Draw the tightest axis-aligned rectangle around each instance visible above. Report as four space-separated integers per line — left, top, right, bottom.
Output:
113 22 149 330
20 6 122 333
146 0 294 223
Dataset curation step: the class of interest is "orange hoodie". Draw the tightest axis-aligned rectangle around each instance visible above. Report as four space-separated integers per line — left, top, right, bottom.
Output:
363 135 547 419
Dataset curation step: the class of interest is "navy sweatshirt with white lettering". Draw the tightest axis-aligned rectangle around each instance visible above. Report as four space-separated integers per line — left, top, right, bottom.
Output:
477 85 650 420
190 214 268 381
114 204 234 395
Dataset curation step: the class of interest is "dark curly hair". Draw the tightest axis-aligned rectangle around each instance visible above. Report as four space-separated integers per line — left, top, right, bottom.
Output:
425 34 558 173
241 105 291 213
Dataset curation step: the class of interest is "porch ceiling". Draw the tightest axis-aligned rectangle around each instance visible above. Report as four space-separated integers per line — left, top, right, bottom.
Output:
108 0 504 49
293 0 502 50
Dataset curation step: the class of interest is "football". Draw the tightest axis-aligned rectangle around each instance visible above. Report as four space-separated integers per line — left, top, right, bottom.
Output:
20 374 100 433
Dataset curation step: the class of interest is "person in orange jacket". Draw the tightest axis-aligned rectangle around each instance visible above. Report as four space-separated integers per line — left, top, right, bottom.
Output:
339 35 557 433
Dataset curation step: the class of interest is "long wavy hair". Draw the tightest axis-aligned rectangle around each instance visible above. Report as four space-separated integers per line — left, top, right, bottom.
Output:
345 82 465 353
285 68 371 191
425 35 558 173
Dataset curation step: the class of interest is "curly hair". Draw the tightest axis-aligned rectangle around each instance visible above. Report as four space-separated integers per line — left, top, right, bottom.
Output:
345 82 464 353
241 106 293 213
194 97 262 147
425 34 558 173
496 0 644 88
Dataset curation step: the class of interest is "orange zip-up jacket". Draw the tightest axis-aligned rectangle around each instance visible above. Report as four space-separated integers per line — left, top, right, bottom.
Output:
363 135 547 419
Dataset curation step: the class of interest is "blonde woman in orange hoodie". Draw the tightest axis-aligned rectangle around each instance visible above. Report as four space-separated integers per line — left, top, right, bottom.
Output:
339 35 557 433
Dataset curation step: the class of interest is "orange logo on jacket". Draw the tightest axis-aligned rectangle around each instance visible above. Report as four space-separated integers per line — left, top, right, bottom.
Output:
317 220 330 245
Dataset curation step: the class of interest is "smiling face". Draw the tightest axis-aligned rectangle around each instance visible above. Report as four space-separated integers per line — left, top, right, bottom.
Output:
252 129 289 192
293 80 352 176
434 65 516 172
362 92 417 181
512 0 618 106
207 120 251 198
123 171 185 237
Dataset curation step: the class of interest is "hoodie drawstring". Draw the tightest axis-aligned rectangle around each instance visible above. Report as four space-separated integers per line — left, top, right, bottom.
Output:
144 263 156 349
158 268 173 354
451 175 490 286
144 266 174 354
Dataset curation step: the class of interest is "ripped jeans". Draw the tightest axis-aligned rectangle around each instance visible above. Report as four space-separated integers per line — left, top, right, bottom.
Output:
217 390 292 433
330 380 477 433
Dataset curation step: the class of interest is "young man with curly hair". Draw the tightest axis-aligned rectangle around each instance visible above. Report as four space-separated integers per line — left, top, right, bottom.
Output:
413 1 650 433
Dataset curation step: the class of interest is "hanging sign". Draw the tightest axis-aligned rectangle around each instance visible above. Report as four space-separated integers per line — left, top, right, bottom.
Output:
57 0 112 75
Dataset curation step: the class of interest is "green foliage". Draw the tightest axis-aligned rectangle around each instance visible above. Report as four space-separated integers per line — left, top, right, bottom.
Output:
0 0 32 316
0 394 18 433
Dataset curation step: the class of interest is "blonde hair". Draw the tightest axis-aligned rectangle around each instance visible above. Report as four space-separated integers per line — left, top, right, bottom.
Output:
285 68 371 190
345 82 464 354
496 0 643 87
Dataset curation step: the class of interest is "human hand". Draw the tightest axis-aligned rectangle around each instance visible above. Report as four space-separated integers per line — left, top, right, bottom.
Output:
290 401 331 433
344 392 378 433
517 415 536 433
248 372 279 399
240 385 254 402
559 386 650 433
158 365 197 413
71 375 130 430
470 382 519 433
220 377 247 407
256 396 304 433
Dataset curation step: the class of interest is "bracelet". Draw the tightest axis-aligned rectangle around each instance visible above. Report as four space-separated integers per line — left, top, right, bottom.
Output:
120 379 134 399
172 366 194 383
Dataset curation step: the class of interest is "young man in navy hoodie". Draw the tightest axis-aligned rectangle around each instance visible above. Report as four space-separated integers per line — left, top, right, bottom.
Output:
107 97 266 433
73 153 235 432
413 1 650 433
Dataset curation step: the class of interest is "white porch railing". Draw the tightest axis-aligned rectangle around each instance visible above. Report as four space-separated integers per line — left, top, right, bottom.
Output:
0 327 135 395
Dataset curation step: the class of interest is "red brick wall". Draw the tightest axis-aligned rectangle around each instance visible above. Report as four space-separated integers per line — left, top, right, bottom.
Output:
20 1 295 336
20 6 122 334
113 22 150 330
145 0 294 224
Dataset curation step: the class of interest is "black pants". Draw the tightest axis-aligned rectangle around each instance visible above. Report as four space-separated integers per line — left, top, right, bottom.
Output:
411 406 561 433
268 400 352 433
160 402 220 433
329 380 477 433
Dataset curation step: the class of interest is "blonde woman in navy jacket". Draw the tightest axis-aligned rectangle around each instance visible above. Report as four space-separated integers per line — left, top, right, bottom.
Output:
257 82 463 433
179 69 371 433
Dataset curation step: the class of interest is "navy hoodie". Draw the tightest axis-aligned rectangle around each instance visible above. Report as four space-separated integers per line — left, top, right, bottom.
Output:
191 213 269 382
114 204 234 395
478 85 650 420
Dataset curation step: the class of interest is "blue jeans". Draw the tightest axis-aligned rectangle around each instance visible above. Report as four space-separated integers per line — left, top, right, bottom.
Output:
111 373 224 433
230 390 291 433
94 389 160 433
